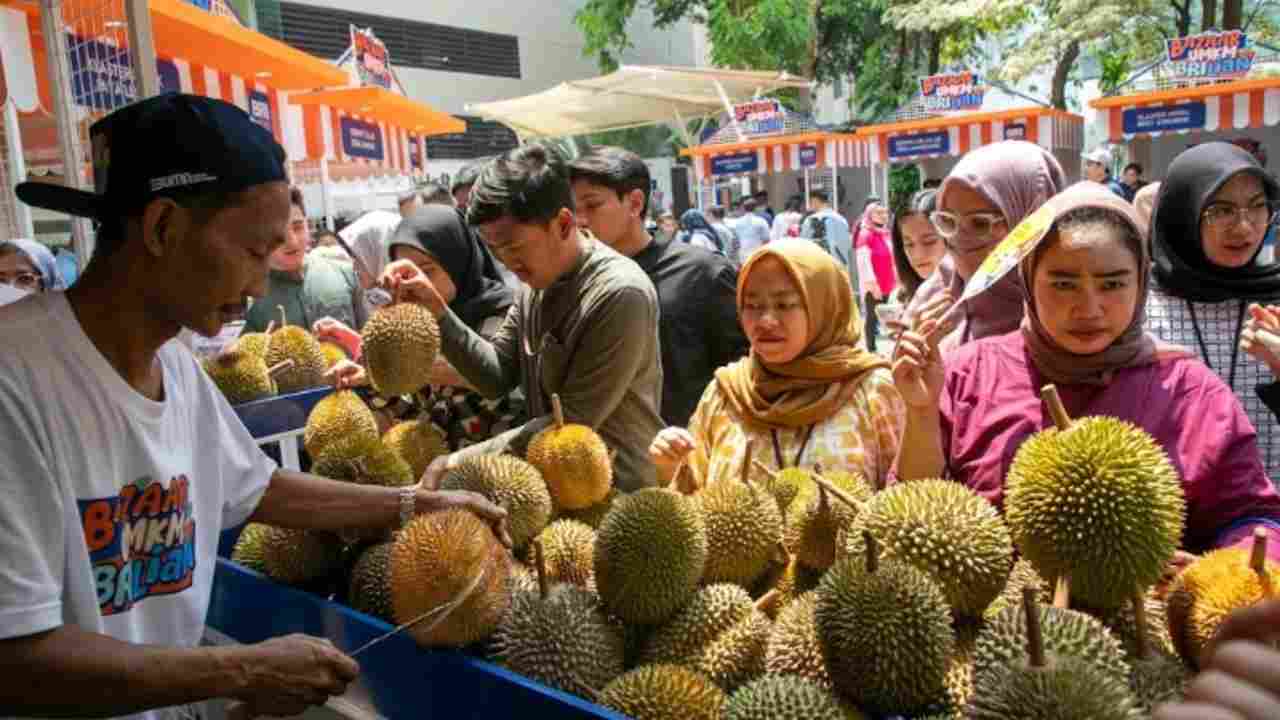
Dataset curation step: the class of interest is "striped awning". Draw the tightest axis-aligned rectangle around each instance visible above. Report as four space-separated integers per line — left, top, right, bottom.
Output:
681 132 871 183
856 107 1085 165
1091 76 1280 142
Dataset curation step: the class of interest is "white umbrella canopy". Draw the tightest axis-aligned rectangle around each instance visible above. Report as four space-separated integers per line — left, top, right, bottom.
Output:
465 65 812 140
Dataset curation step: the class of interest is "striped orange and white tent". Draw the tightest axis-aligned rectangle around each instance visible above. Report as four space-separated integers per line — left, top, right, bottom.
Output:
1091 76 1280 142
855 107 1085 165
683 132 872 183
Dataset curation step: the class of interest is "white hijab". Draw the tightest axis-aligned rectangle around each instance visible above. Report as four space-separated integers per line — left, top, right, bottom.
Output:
338 210 402 280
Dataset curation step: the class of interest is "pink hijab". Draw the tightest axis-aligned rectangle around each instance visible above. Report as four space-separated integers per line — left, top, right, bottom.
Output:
1018 182 1188 385
901 141 1067 351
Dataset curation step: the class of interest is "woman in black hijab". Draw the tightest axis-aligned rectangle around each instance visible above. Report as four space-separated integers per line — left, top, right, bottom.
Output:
383 205 525 450
1146 141 1280 476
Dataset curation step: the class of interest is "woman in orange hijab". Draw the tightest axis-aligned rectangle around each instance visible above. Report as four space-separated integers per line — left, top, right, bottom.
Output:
649 239 905 489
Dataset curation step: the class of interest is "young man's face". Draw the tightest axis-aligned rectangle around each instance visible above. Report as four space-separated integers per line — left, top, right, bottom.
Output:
1123 168 1140 186
476 208 576 290
571 178 644 250
1085 161 1108 184
268 202 308 273
157 182 291 337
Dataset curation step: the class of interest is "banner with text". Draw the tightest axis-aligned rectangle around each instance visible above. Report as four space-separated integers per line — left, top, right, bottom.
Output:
351 26 392 90
340 117 385 161
1165 31 1254 81
1004 123 1026 141
731 99 786 137
919 72 986 113
710 151 759 176
1122 102 1206 135
799 144 819 168
248 89 272 131
888 131 951 160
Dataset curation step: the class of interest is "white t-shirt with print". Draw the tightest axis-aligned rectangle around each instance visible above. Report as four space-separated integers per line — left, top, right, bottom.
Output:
0 292 276 720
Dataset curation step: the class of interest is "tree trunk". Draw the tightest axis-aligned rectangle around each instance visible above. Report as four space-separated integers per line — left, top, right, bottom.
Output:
1222 0 1243 29
806 0 825 80
929 31 942 74
1173 0 1192 36
1201 0 1218 30
1051 39 1080 111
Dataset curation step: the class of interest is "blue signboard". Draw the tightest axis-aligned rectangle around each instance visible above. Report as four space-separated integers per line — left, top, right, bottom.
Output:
68 35 136 110
408 136 422 169
710 151 759 176
157 59 180 94
1004 123 1026 141
340 117 385 161
799 144 818 168
1122 102 1206 135
248 89 272 131
888 131 950 160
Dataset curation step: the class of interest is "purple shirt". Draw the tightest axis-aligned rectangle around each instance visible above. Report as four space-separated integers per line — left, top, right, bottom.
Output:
939 331 1280 561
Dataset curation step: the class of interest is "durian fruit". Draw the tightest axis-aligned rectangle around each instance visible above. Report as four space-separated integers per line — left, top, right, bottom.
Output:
312 442 416 489
203 349 288 405
594 488 708 626
984 559 1048 621
234 320 274 359
525 519 596 590
943 621 981 711
1094 587 1176 660
259 526 346 586
265 307 327 394
303 390 380 461
230 523 272 573
489 544 626 699
388 509 511 648
764 591 829 688
640 583 772 691
752 552 823 619
1005 415 1186 610
362 302 441 397
557 488 620 530
438 454 552 551
784 467 871 572
856 479 1013 619
527 395 613 511
1118 591 1189 713
723 675 857 720
698 476 784 588
383 419 449 481
975 600 1131 689
815 535 954 716
756 464 816 515
348 542 394 622
1166 529 1279 668
508 563 540 599
598 665 726 720
319 341 348 370
968 588 1143 720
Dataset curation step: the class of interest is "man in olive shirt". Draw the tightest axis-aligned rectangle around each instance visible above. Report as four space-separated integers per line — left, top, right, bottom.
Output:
570 146 749 427
241 188 366 332
383 144 663 492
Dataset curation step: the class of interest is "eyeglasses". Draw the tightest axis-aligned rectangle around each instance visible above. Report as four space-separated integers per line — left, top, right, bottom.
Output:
0 272 41 291
930 210 1007 241
1201 201 1274 230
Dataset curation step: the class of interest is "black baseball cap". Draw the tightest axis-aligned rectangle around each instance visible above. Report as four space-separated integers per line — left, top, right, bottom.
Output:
16 93 287 220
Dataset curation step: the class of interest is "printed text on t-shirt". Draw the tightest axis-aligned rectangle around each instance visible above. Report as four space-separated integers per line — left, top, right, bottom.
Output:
78 475 197 616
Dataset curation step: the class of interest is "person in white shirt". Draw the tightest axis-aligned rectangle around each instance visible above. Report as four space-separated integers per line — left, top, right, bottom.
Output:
732 198 772 261
3 94 505 720
770 195 804 242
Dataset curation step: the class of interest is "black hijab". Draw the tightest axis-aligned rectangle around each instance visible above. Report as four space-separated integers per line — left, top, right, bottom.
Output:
389 205 514 329
1152 142 1280 302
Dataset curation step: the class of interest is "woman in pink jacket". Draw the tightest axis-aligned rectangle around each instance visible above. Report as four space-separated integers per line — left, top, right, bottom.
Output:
856 199 897 351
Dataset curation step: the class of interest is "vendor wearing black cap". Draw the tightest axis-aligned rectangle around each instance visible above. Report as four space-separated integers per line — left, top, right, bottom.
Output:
0 93 506 720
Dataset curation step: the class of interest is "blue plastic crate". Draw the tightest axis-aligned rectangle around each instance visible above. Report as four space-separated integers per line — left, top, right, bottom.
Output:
231 386 334 440
207 559 628 719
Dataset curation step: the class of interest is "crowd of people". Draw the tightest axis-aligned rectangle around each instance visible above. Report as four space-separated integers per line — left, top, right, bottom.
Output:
1 92 1280 719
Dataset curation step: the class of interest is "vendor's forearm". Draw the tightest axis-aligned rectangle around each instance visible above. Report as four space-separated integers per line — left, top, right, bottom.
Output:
0 625 249 718
896 407 945 481
438 310 517 398
428 355 475 390
250 470 400 531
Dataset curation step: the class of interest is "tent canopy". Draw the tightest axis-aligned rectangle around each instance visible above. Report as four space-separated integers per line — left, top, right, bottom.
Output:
291 86 465 135
465 65 811 139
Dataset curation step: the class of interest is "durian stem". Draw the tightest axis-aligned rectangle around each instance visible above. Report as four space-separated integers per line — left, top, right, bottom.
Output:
276 305 287 330
812 475 864 512
550 394 565 429
1251 527 1269 575
1023 587 1046 669
674 461 698 496
864 530 879 574
754 588 781 613
1053 574 1071 610
265 320 277 335
533 539 549 601
267 359 295 378
751 459 779 481
1040 385 1072 431
740 439 756 488
1133 590 1149 660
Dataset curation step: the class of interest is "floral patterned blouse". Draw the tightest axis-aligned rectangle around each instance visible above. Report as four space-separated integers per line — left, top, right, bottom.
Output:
685 367 906 488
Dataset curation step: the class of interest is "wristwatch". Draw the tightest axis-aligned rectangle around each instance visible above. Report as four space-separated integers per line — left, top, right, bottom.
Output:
399 486 417 529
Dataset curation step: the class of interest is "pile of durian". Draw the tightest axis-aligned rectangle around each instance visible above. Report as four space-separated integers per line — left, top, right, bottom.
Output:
232 379 1280 719
203 306 352 404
